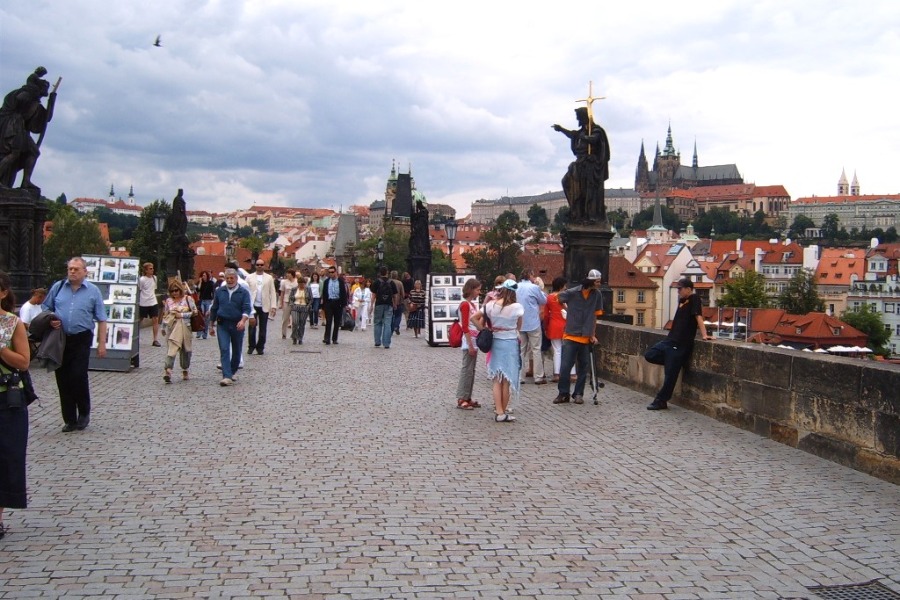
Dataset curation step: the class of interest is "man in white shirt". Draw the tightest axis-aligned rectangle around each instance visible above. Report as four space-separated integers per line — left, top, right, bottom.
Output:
138 262 161 346
517 269 548 384
245 258 277 355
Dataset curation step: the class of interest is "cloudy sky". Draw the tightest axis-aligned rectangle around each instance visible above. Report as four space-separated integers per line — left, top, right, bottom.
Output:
3 1 899 217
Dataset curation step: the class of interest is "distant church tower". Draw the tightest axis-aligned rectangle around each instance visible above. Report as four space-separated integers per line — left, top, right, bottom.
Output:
109 184 115 202
128 185 135 205
837 168 849 195
851 171 860 196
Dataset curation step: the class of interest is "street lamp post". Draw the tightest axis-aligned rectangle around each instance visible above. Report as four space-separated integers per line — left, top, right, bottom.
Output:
444 220 458 273
225 238 235 264
153 209 166 293
376 238 385 270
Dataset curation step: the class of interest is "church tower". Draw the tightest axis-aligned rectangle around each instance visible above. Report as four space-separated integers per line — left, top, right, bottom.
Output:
384 159 398 214
837 168 849 195
635 141 650 192
851 171 860 196
128 185 135 205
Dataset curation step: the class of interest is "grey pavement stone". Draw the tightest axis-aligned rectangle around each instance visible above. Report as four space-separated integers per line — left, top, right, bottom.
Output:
1 324 898 598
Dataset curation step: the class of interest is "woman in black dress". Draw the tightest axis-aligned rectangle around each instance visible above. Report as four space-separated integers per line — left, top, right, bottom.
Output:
0 271 31 539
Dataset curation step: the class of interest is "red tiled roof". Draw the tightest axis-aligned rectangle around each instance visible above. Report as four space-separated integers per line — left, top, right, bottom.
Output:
792 194 900 204
608 256 658 289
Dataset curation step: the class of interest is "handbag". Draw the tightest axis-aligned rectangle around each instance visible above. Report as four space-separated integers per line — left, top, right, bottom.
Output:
475 312 493 353
187 297 205 332
0 360 37 407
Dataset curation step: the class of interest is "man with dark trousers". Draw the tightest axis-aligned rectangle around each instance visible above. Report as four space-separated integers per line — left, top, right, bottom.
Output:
321 266 348 345
644 277 710 410
42 257 108 432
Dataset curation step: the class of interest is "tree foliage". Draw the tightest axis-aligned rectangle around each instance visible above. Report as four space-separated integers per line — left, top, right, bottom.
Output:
527 203 549 229
353 226 411 279
631 204 683 233
839 304 891 356
94 207 140 243
719 271 770 308
128 200 172 273
788 214 815 239
777 268 824 314
43 205 108 282
463 209 523 286
551 205 570 235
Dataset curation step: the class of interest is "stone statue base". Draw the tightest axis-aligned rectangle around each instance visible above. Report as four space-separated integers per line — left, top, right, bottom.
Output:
0 187 49 303
407 253 431 288
564 223 613 314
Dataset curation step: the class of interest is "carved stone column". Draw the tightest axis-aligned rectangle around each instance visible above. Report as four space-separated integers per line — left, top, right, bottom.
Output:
0 188 50 304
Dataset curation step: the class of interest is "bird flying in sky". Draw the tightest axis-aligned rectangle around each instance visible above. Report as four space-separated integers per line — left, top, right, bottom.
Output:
153 35 162 47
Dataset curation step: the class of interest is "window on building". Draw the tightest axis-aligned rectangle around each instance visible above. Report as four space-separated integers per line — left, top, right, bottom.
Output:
636 310 645 326
886 303 895 313
896 324 900 336
617 290 625 303
637 291 645 303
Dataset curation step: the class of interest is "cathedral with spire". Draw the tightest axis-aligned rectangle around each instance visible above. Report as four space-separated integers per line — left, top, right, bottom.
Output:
634 124 743 193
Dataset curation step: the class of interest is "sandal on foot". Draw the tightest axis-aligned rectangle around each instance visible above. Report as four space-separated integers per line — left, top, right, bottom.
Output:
457 399 475 410
495 413 516 422
468 400 481 408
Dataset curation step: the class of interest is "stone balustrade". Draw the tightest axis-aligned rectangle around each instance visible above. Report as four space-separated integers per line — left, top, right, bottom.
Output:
595 321 900 484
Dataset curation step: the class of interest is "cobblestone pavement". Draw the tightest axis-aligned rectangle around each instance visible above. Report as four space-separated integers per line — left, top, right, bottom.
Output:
2 322 899 599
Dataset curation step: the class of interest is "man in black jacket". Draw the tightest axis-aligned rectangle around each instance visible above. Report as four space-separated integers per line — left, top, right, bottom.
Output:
320 267 348 345
644 277 710 410
371 267 397 349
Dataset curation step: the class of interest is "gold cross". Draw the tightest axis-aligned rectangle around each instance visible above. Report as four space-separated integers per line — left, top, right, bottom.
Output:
576 80 605 138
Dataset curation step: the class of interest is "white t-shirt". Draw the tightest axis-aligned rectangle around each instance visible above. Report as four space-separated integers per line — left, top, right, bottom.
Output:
138 275 157 307
309 282 321 299
485 301 524 340
19 300 43 325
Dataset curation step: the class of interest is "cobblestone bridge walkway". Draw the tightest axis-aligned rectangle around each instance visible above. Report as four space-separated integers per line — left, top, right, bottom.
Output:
2 324 898 599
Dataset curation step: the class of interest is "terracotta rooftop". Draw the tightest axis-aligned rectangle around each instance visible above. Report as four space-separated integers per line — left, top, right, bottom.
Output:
608 256 657 290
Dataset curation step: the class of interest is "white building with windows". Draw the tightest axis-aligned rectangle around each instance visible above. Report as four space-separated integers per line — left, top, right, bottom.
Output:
846 247 900 356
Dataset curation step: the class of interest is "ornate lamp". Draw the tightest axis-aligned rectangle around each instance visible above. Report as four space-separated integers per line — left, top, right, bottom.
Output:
444 220 458 272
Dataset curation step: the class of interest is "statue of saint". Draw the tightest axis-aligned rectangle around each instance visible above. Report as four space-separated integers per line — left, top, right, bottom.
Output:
0 67 59 190
410 200 430 256
552 106 610 224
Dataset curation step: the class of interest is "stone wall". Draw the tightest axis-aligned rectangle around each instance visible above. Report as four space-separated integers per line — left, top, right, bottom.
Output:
595 322 900 484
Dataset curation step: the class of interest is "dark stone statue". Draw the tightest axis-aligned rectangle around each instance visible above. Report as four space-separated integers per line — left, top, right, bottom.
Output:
0 67 59 191
407 200 431 286
410 200 430 257
165 188 195 281
553 107 610 224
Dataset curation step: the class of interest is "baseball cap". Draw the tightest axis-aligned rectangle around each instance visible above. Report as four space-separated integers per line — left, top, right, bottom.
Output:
587 269 602 280
676 277 694 289
501 279 518 290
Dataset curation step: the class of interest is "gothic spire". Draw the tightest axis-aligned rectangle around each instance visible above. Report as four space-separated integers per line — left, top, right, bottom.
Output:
692 139 698 169
663 122 676 157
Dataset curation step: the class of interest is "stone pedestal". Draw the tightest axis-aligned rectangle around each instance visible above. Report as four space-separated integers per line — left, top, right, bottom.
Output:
407 253 431 288
0 188 49 304
564 224 613 313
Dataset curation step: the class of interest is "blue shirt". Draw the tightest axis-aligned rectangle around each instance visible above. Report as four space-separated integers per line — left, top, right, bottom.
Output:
42 279 107 335
326 277 341 300
516 279 547 332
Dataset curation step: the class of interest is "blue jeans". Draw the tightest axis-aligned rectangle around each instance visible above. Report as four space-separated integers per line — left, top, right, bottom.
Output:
644 339 692 402
309 298 321 325
216 320 244 380
200 299 212 338
557 339 591 397
391 306 403 333
373 304 393 347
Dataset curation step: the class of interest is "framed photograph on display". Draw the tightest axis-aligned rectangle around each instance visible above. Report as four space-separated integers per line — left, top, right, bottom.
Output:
431 287 446 302
85 269 99 282
432 304 448 320
447 287 462 302
118 258 139 283
455 275 474 286
433 323 445 341
121 304 135 322
108 284 137 304
84 256 100 270
91 323 115 349
109 305 124 322
112 324 134 350
449 303 460 319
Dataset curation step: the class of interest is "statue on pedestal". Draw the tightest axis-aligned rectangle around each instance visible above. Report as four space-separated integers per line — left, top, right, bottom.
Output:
0 67 61 191
552 87 610 225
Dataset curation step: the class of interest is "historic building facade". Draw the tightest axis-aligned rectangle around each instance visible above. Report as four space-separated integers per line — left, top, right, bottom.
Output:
635 125 743 193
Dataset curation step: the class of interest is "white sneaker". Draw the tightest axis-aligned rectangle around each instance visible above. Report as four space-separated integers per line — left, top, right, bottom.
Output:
220 378 233 386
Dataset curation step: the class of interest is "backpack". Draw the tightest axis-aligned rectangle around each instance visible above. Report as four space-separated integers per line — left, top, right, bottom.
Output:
448 320 463 347
376 278 394 304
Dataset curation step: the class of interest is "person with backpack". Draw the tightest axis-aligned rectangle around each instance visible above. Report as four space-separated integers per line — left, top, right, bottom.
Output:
453 278 482 410
371 266 397 349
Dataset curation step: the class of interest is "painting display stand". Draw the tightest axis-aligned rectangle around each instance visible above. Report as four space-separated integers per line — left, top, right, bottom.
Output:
426 273 476 347
83 254 141 372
